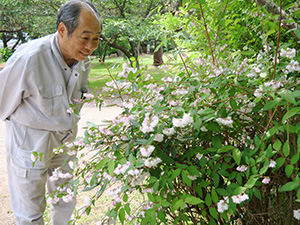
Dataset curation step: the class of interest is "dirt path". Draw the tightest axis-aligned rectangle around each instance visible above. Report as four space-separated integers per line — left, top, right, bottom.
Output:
0 104 123 224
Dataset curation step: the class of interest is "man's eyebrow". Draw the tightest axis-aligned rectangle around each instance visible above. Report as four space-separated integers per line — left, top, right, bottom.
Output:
82 30 101 35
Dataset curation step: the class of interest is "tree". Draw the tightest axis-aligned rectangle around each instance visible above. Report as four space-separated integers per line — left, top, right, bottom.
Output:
0 0 62 50
95 0 181 68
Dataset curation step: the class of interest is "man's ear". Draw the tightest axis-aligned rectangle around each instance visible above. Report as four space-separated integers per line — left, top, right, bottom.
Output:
57 22 67 38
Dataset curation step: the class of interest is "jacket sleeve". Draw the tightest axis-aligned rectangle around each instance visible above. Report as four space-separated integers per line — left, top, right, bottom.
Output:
0 56 31 121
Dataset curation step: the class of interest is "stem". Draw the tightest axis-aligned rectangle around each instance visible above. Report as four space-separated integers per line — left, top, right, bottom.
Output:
214 0 229 48
198 3 215 65
273 0 282 80
98 56 124 102
168 35 190 77
255 1 272 78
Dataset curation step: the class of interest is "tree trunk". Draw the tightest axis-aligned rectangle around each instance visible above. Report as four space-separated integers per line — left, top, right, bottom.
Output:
153 41 163 67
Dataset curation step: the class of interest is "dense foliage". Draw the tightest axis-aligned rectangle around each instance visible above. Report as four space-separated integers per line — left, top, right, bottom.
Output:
29 0 300 224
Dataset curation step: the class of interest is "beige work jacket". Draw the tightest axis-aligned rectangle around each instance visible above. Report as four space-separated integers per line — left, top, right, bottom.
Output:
0 33 90 131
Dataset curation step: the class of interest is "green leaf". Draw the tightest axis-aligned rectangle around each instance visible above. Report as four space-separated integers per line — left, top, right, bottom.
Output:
124 203 130 215
291 153 300 165
229 98 238 109
171 199 185 212
197 0 206 4
185 195 204 205
253 188 262 200
171 169 182 179
217 145 235 153
211 189 219 203
275 157 285 169
108 160 115 176
283 141 290 157
282 107 300 123
233 186 246 195
205 193 212 206
245 175 259 188
209 207 219 220
216 188 230 196
265 126 278 139
233 148 241 165
273 139 282 151
285 164 294 178
182 170 192 186
279 181 300 192
262 99 280 111
119 208 125 224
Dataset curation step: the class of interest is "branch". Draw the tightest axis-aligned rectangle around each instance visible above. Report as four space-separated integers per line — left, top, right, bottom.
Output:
256 0 299 40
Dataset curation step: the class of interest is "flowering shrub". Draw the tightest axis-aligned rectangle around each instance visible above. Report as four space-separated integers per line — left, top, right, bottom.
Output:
37 2 300 224
53 39 300 224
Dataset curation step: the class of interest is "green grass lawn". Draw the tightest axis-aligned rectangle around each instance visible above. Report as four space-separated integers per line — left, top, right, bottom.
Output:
87 53 176 90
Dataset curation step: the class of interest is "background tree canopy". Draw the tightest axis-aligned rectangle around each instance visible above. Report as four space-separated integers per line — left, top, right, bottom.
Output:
0 0 299 64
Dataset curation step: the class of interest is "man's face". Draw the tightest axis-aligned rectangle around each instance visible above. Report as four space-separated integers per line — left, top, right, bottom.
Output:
58 8 101 66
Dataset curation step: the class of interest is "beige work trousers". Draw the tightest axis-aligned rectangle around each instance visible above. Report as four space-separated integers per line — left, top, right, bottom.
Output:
6 119 77 225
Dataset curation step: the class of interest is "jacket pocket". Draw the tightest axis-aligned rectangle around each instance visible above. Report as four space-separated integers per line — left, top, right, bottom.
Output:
36 84 63 117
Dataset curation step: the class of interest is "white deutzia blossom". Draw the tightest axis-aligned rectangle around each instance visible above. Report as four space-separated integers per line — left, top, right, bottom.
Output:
154 134 164 142
141 113 159 133
163 127 175 136
68 161 74 169
47 196 59 205
31 153 38 162
262 177 271 184
200 126 208 132
217 200 229 213
144 157 162 168
216 117 233 127
173 113 194 128
280 48 296 59
122 101 134 109
187 175 198 180
83 93 94 99
232 194 249 204
236 165 248 172
269 160 276 168
294 209 300 220
140 145 155 157
67 108 74 114
287 60 300 72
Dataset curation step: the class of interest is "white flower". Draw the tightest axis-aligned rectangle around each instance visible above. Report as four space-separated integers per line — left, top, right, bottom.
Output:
67 108 74 114
122 101 134 109
140 145 155 157
216 117 233 127
68 161 74 169
172 113 193 128
236 165 248 172
31 153 38 162
83 197 92 207
232 194 249 204
287 60 300 72
83 93 94 99
62 195 73 203
262 177 271 184
47 196 59 205
144 157 162 168
217 200 229 213
280 48 296 59
163 128 175 136
141 113 159 133
294 209 300 220
154 134 164 142
187 175 198 180
200 126 208 132
269 160 276 168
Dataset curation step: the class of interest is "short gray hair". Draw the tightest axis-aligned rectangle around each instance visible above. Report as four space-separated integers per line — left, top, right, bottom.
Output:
56 0 101 36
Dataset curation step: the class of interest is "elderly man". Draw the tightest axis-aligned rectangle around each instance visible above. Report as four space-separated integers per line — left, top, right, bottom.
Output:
0 0 101 224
